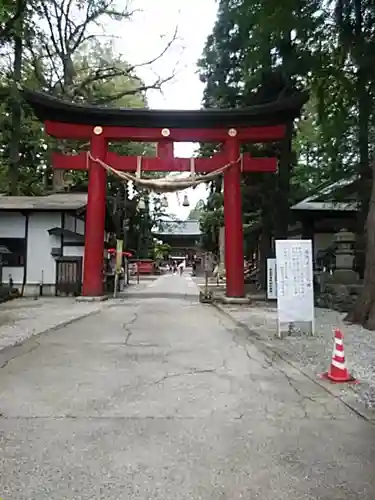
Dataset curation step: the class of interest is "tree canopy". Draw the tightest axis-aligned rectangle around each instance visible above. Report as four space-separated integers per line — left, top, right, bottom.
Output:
187 199 205 220
0 0 177 256
198 0 375 328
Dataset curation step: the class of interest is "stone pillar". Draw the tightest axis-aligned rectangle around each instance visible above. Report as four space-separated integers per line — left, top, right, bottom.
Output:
52 170 65 192
332 228 358 284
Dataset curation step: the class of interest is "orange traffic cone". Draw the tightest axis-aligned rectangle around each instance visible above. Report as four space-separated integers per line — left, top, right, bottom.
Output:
320 328 357 383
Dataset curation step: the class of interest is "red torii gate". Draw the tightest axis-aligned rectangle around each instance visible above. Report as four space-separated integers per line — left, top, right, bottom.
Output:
24 90 307 298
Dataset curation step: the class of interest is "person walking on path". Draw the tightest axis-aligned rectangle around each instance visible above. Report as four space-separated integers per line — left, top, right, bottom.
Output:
178 260 185 276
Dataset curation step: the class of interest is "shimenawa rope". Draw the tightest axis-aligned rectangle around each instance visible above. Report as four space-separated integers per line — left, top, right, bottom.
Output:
86 152 242 193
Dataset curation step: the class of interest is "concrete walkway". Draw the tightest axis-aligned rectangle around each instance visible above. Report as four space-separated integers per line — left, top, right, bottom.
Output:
0 276 156 353
0 274 374 499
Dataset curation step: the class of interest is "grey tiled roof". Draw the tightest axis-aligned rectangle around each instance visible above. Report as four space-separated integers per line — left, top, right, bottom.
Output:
291 176 358 212
0 193 88 210
154 220 201 236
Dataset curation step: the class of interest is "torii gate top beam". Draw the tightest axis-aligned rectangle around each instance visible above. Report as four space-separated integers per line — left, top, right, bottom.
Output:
23 89 308 142
44 121 286 142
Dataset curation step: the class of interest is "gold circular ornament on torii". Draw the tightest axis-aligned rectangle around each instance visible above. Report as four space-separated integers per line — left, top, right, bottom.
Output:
93 126 103 135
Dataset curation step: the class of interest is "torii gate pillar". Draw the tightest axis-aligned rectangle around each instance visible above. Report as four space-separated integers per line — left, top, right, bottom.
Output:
223 138 244 298
82 127 107 297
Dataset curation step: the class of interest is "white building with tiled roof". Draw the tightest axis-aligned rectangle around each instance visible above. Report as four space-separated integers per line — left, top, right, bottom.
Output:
0 193 91 296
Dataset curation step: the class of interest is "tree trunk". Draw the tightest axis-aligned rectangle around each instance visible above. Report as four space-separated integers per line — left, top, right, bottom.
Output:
350 0 371 281
258 186 274 290
345 19 372 324
274 122 293 239
8 0 23 195
273 28 294 240
258 217 273 290
258 174 276 289
345 157 375 329
356 69 371 227
344 0 373 325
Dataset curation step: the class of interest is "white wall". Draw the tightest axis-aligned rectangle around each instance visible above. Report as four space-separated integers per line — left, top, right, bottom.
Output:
27 212 61 285
0 210 99 289
62 214 85 276
61 213 85 279
64 214 75 232
63 246 84 258
63 233 84 257
61 213 85 258
0 212 26 283
3 267 23 284
76 218 85 235
0 212 25 238
0 210 90 290
65 214 85 235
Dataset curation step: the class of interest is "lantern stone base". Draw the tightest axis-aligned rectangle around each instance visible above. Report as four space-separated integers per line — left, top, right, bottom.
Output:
331 269 360 285
316 282 363 312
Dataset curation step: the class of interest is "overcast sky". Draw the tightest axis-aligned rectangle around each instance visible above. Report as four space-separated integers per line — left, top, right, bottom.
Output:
110 0 218 219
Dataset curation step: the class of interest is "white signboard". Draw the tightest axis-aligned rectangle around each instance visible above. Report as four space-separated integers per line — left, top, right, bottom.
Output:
275 240 314 337
267 258 277 300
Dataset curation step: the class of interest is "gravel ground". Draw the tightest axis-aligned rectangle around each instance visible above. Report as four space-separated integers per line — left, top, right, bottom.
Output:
0 297 104 350
0 278 154 352
215 300 375 412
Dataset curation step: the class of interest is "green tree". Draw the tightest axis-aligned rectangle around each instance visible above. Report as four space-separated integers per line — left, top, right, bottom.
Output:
199 191 223 254
188 199 205 220
0 0 177 192
26 0 176 99
0 0 26 43
0 0 174 255
334 0 375 327
152 242 171 261
197 0 370 290
198 0 321 284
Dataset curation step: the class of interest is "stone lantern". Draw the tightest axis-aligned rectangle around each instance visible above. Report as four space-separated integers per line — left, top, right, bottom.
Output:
332 228 358 284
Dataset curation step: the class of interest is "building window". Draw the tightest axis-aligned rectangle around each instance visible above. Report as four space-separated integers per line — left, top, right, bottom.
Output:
0 238 26 267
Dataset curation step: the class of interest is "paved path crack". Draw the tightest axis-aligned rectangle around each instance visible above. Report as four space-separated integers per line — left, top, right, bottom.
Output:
153 368 217 385
213 307 340 419
213 306 351 421
0 414 214 421
0 341 41 370
122 312 139 345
